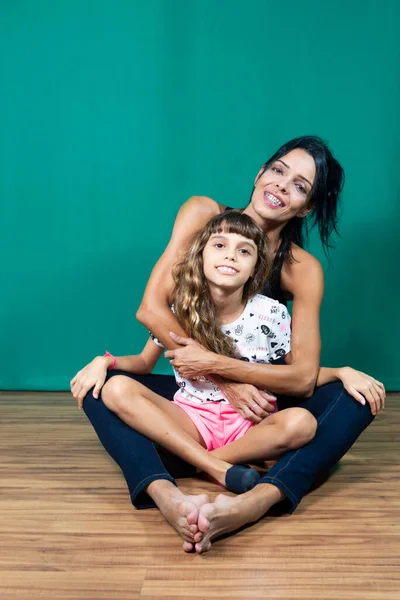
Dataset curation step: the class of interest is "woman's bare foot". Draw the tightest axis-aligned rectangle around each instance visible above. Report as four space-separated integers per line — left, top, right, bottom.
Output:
193 483 285 553
147 480 210 552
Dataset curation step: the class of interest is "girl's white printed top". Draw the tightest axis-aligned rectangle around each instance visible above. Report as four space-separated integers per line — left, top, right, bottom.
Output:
151 294 291 405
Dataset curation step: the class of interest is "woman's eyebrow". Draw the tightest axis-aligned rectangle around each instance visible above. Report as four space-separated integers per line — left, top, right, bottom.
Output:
298 174 313 188
277 159 290 169
276 159 313 188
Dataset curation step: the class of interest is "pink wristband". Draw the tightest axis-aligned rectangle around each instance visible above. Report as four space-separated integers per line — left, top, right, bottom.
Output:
104 351 117 370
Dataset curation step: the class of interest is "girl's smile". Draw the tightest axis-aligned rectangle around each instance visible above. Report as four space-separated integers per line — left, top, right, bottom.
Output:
203 233 258 291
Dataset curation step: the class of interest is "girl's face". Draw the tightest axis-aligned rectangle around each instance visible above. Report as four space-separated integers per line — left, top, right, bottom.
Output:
202 231 258 292
250 148 316 225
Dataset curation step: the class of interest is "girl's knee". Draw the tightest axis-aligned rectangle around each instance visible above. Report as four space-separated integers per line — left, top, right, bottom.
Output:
280 408 317 449
102 375 136 412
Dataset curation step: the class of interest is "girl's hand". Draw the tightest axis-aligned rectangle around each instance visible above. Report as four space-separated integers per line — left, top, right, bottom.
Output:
338 366 385 416
70 357 109 409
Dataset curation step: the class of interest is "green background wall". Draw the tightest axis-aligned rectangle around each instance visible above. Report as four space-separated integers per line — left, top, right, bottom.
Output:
1 1 399 390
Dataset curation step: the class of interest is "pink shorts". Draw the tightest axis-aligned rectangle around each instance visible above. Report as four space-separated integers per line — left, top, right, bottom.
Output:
173 393 254 451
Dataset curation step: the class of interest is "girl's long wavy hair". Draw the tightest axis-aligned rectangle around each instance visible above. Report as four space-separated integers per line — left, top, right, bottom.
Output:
172 211 271 357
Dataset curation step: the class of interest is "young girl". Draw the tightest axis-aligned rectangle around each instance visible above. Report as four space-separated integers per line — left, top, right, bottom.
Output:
98 211 317 494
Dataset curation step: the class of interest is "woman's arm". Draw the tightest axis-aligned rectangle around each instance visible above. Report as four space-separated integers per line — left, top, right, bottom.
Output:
70 340 163 408
136 196 221 349
316 366 385 415
166 249 323 397
316 366 341 387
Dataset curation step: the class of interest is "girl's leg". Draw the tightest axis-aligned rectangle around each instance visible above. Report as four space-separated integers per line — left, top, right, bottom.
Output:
210 407 317 465
101 375 253 489
83 371 180 508
82 371 208 551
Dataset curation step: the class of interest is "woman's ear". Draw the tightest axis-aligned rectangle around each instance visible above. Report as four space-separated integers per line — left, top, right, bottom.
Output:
297 205 313 218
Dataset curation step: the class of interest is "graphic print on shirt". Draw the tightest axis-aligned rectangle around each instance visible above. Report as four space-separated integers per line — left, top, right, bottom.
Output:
150 294 291 405
235 324 244 336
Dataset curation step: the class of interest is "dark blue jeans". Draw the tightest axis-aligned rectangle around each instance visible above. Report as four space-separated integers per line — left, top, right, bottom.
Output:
83 371 374 511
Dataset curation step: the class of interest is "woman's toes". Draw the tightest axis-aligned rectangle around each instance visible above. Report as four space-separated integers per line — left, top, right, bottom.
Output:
193 530 203 543
187 508 199 534
197 504 214 533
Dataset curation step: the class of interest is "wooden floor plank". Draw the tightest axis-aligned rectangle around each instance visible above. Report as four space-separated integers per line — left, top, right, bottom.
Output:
0 392 399 599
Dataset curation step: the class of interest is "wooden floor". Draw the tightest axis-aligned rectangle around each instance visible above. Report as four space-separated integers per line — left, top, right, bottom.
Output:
0 392 399 600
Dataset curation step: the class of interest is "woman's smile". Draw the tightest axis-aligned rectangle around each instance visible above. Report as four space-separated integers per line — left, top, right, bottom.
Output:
263 191 286 209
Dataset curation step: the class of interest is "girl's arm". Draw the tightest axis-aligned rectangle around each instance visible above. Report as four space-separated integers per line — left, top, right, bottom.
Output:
166 248 323 397
70 339 163 409
105 340 164 375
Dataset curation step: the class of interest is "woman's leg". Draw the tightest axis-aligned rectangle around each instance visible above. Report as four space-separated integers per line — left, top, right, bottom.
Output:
82 370 194 506
210 407 317 464
193 382 375 553
101 375 258 490
260 382 375 510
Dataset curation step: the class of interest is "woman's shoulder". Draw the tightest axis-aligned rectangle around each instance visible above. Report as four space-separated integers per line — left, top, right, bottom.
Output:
281 244 324 296
180 195 226 220
167 196 226 250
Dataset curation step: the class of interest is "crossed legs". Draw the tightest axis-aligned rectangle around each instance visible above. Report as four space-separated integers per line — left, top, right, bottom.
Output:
84 375 374 553
101 375 317 488
100 374 317 552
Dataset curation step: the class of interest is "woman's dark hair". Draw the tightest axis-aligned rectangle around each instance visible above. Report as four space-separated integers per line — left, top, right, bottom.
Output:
249 135 345 286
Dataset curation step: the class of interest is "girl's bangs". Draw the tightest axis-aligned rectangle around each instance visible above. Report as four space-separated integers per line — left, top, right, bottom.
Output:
212 218 260 243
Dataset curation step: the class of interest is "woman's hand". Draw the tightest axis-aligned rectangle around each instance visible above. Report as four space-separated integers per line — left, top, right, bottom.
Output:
221 382 277 423
164 332 216 378
70 357 109 409
165 332 276 422
338 366 385 416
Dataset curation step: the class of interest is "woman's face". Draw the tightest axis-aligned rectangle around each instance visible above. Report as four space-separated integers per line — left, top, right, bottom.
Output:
250 148 316 224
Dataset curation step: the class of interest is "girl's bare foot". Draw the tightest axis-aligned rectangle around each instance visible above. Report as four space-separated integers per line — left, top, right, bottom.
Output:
194 483 284 553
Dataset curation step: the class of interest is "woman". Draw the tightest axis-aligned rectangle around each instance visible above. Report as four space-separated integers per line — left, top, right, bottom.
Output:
72 135 385 553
